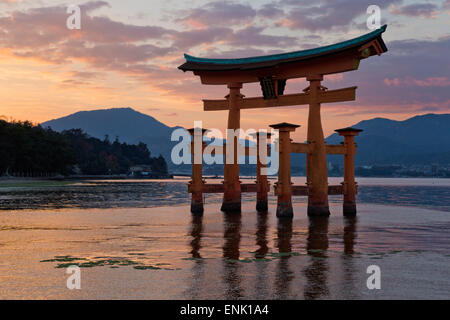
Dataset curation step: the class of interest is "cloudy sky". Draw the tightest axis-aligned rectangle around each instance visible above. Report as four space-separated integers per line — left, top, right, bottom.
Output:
0 0 449 140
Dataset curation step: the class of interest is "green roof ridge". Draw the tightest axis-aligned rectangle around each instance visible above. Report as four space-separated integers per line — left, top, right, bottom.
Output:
184 25 387 65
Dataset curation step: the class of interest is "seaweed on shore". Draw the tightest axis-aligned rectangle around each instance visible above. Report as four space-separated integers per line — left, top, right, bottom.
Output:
40 255 170 271
40 256 82 263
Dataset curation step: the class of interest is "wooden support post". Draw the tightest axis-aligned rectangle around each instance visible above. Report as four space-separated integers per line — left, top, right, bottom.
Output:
336 127 363 216
270 123 300 218
221 83 243 213
188 128 207 215
252 132 272 212
306 75 330 217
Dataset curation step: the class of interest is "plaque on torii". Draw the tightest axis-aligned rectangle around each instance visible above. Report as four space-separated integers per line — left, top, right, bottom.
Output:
179 25 388 217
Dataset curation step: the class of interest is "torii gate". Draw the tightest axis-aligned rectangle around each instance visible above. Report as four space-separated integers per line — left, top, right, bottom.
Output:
179 25 388 217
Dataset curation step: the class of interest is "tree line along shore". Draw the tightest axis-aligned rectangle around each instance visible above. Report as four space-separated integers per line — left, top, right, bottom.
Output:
0 120 169 179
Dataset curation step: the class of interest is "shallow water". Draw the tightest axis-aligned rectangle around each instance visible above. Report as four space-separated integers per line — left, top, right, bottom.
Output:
1 177 449 212
0 178 449 299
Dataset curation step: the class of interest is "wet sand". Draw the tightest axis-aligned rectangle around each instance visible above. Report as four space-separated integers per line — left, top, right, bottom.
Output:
0 203 448 299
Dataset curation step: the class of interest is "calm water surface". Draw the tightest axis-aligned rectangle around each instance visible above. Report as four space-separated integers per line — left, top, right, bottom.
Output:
0 178 448 299
1 177 449 212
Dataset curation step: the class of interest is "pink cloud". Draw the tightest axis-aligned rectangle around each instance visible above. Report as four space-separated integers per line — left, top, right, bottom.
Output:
0 0 449 117
412 77 450 87
390 3 439 18
384 77 450 87
384 78 401 86
277 0 401 31
326 73 344 82
177 1 257 28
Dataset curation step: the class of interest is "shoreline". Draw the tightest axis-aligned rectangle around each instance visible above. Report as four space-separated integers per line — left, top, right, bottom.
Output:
0 174 173 182
2 174 449 184
1 176 450 186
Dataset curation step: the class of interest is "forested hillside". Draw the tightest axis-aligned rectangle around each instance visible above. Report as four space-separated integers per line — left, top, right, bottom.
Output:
0 120 167 176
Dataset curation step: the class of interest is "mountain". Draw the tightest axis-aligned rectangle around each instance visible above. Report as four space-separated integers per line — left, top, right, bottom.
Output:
42 108 182 169
325 113 450 165
42 109 450 173
41 107 259 173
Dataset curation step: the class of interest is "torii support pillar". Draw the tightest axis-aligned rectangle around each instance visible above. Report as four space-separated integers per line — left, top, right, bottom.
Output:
270 123 300 218
306 75 330 217
336 127 363 216
221 83 243 213
252 132 271 212
188 128 207 215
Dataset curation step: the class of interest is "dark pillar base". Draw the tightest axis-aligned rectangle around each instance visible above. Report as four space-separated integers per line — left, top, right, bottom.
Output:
191 203 204 215
307 205 330 217
222 183 241 213
190 194 204 215
343 203 357 216
221 201 241 213
276 201 293 218
256 199 268 212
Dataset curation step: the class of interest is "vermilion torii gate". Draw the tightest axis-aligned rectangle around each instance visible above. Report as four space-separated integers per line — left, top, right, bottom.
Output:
179 25 388 217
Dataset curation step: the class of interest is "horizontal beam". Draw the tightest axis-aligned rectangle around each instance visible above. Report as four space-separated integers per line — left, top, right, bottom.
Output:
291 185 308 196
201 183 224 194
328 185 344 195
190 146 258 156
191 146 256 156
241 183 258 193
192 143 346 156
192 183 350 195
203 86 357 111
325 144 346 155
291 143 312 154
290 143 346 155
189 183 263 194
290 185 344 196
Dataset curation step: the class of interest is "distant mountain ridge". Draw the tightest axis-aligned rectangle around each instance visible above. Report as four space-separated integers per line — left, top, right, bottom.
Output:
42 108 182 168
326 113 450 165
43 107 179 140
42 109 450 171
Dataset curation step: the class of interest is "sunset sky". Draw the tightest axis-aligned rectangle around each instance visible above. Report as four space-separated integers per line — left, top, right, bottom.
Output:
0 0 449 141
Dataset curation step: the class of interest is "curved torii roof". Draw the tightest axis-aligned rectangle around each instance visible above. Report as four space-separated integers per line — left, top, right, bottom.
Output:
179 25 387 72
178 25 388 85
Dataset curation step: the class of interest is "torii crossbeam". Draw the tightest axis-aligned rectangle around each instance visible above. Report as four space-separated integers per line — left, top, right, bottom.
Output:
179 25 388 216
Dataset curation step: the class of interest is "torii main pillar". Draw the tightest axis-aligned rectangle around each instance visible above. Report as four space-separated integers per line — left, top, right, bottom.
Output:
306 75 330 217
221 83 243 213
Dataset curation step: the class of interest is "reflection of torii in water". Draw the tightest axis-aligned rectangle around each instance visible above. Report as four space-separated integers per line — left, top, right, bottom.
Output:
222 212 244 299
180 26 388 217
184 212 359 299
304 217 330 300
